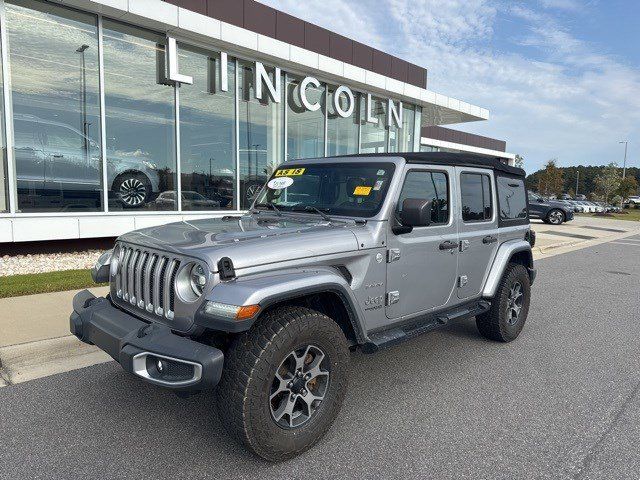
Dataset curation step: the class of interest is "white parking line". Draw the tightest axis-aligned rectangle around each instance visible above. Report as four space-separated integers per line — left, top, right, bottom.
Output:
610 241 640 246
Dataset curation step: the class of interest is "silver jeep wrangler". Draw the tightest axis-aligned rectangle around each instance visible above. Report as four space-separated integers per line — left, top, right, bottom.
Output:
71 152 536 461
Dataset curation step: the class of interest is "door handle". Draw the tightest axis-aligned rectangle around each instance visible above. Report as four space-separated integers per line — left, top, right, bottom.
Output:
482 235 497 244
439 240 458 251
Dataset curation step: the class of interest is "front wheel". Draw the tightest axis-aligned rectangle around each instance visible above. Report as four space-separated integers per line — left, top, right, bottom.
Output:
544 209 565 225
217 306 350 462
113 172 151 208
476 263 531 342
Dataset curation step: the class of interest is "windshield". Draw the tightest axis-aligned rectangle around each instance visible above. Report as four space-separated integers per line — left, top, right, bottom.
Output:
254 162 396 218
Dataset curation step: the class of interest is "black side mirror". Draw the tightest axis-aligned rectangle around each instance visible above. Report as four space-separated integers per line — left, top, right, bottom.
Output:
394 198 432 234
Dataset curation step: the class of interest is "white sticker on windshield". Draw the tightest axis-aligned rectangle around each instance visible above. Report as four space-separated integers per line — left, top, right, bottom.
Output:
373 180 384 191
267 176 294 190
376 169 385 176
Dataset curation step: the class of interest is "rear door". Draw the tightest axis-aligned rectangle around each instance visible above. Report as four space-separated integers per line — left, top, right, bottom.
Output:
456 167 499 299
385 165 458 319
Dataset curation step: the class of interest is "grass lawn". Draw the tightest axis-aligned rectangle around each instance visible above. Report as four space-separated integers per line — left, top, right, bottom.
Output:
578 209 640 222
0 269 106 299
576 208 640 222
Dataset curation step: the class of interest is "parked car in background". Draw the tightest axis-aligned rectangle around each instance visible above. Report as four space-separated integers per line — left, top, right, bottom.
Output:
528 191 574 224
14 114 161 209
626 195 640 207
154 191 221 210
577 201 596 213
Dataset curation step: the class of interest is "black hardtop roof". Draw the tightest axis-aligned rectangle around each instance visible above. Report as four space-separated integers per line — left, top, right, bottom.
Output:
332 152 525 177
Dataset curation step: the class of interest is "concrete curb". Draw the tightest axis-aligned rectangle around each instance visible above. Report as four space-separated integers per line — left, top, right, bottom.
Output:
0 335 111 387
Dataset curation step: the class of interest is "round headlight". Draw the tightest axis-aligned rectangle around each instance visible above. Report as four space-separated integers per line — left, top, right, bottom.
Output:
190 264 207 296
109 245 122 277
175 262 209 303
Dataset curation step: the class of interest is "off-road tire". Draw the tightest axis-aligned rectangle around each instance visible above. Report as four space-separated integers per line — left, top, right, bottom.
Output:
476 263 531 342
217 306 349 462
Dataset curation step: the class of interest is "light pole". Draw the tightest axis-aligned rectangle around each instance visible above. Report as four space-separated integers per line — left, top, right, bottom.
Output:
76 44 90 158
619 141 628 179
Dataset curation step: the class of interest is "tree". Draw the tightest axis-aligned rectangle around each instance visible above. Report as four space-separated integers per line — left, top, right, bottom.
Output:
537 159 564 197
617 176 639 200
594 163 621 203
514 154 524 169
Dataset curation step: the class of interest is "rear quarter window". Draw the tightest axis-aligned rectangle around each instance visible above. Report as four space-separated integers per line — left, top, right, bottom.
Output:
497 176 528 221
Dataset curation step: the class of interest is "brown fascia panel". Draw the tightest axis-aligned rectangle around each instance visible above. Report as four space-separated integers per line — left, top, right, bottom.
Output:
243 0 276 37
164 0 206 14
390 57 409 83
275 10 305 48
329 32 353 64
352 41 373 71
422 126 506 152
372 49 392 77
304 22 331 57
165 1 428 89
207 0 244 27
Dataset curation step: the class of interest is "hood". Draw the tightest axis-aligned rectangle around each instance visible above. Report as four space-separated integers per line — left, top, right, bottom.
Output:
118 214 362 272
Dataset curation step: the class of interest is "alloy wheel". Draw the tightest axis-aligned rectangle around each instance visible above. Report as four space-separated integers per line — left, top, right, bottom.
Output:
269 345 330 429
119 178 147 207
549 210 564 224
506 281 524 326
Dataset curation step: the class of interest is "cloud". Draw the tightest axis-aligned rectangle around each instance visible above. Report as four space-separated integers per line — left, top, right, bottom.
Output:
260 0 639 173
539 0 584 12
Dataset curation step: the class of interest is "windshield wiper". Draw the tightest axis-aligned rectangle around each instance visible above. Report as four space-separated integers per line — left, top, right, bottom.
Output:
291 205 333 222
253 202 282 216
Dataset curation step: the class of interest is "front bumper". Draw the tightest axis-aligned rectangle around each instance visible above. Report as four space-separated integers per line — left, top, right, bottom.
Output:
70 290 224 391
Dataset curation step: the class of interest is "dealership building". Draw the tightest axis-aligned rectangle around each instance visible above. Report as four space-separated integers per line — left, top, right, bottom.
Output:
0 0 514 243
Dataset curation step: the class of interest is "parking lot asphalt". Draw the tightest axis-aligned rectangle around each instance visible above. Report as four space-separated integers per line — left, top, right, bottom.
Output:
1 236 639 479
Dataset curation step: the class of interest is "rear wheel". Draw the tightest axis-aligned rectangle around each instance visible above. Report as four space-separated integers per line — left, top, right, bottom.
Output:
476 263 531 342
544 209 565 225
217 306 349 462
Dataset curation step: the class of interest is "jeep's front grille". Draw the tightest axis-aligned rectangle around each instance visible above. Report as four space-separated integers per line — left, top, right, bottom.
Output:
115 244 181 320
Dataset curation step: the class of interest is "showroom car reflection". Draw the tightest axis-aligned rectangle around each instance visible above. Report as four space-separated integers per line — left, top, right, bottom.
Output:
14 114 160 209
154 191 221 210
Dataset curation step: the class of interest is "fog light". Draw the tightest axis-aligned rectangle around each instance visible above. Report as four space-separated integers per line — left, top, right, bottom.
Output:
157 359 165 373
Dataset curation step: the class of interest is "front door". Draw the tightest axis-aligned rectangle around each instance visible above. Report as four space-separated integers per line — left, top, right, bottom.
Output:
456 167 500 299
386 166 458 320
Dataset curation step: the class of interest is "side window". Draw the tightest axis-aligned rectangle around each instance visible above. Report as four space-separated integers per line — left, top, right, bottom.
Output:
460 172 493 222
397 170 449 225
497 176 528 221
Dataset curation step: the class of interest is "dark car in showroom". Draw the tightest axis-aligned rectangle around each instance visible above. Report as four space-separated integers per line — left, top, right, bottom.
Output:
527 191 574 225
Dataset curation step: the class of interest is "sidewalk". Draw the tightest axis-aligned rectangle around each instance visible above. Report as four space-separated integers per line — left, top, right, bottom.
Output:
1 215 639 386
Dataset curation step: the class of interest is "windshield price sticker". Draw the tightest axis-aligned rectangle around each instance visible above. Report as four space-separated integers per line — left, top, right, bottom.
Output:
353 186 372 196
267 177 294 189
275 168 305 177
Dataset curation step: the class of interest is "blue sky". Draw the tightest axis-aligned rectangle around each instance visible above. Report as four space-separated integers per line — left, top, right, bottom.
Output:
261 0 639 173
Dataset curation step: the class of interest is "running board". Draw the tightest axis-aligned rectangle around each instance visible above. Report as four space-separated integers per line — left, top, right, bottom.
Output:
362 300 491 353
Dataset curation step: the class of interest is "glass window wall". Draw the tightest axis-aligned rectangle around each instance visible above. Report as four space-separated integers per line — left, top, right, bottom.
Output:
7 0 102 212
0 26 6 212
0 2 423 215
286 75 325 160
327 86 359 156
360 96 387 154
238 61 283 208
178 45 236 211
102 20 176 211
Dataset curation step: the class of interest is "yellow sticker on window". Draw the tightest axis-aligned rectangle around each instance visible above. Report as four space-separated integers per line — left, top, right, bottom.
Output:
275 168 305 177
353 186 372 196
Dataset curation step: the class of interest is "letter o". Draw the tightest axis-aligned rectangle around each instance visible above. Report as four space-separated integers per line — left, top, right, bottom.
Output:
333 85 355 118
